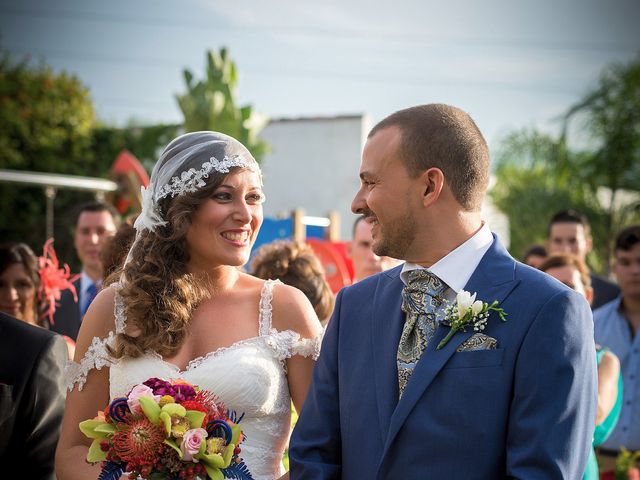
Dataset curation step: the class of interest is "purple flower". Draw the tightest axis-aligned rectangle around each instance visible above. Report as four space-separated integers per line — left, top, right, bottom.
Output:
143 377 173 394
172 383 197 402
142 378 196 402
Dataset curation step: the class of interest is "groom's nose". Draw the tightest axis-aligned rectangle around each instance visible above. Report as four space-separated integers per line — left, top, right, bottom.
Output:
352 186 367 215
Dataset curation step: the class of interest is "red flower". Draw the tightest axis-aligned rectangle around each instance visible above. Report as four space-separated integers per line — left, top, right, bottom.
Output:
112 417 165 466
194 390 226 421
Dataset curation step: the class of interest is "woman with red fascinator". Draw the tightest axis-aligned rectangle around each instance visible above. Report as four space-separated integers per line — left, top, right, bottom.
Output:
0 240 78 358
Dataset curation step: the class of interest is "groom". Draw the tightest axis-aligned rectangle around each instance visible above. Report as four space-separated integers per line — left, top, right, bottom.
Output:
289 104 597 479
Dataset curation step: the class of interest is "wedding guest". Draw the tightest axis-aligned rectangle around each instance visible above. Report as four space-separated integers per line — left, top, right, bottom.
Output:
547 209 620 309
251 239 335 325
594 225 640 473
349 216 402 282
52 201 119 341
0 311 68 479
522 244 547 269
539 253 622 480
0 243 42 327
0 242 76 358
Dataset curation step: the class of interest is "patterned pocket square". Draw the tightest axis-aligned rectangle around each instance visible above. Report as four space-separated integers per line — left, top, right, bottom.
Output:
456 333 498 352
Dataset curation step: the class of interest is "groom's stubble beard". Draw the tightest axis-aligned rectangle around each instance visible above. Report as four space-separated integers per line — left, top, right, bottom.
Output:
373 208 417 260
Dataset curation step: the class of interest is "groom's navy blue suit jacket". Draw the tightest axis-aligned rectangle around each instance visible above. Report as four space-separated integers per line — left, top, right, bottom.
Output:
290 235 597 480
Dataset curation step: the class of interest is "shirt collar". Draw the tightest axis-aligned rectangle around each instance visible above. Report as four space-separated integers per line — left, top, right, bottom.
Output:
400 223 493 292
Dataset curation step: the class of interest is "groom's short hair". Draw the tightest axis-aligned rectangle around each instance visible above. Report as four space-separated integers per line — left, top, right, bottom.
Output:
369 104 490 211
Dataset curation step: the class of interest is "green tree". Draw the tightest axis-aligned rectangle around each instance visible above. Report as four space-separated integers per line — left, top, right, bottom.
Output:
562 55 640 246
490 129 609 273
175 48 269 162
91 122 181 174
0 54 95 173
491 57 640 272
0 53 99 262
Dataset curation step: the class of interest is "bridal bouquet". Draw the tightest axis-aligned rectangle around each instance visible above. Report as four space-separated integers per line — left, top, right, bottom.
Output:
79 377 253 480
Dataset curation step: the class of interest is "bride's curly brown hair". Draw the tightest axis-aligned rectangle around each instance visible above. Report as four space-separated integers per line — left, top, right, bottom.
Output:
108 131 259 359
108 182 220 359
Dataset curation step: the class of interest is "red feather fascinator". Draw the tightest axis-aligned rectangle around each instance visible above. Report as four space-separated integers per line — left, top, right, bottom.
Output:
38 238 80 325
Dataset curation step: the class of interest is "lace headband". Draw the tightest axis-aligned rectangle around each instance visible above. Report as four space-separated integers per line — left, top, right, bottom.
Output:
134 154 261 233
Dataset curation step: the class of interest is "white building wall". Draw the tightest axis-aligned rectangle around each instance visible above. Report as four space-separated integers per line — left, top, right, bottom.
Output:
260 115 371 240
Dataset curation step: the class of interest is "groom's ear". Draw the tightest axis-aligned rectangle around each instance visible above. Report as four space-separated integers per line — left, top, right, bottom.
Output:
420 168 444 207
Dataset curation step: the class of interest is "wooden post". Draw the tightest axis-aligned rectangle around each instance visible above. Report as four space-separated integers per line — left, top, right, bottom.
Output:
327 211 340 241
292 208 305 242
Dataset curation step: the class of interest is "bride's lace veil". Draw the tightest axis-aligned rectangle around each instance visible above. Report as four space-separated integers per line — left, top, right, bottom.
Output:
122 130 261 270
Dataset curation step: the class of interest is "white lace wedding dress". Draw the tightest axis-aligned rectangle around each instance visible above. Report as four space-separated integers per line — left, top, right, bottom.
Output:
66 280 322 480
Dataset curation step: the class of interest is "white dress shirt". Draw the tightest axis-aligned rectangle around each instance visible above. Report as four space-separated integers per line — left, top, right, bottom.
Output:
400 223 493 291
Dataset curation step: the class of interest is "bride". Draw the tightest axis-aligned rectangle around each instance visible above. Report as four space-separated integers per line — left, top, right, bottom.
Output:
55 131 323 480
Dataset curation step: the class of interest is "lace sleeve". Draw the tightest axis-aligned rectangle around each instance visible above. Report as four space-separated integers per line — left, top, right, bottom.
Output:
290 330 323 360
260 278 324 361
266 328 324 362
65 332 116 392
65 282 125 392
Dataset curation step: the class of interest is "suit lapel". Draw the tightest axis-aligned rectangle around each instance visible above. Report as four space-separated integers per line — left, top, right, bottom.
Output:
371 266 405 445
381 235 520 461
70 277 82 324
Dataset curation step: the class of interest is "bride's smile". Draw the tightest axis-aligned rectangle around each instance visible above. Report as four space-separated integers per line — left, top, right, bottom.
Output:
186 169 264 271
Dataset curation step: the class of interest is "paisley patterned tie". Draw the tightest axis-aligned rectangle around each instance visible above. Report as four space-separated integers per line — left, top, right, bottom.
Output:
397 269 450 397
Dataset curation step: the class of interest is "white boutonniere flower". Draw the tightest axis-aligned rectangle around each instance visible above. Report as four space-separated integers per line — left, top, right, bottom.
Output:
437 290 508 350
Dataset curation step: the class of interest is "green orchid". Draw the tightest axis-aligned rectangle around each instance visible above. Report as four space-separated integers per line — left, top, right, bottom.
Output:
79 418 116 463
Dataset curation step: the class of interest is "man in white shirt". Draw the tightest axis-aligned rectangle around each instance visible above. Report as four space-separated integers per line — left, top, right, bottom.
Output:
52 201 118 340
594 225 640 468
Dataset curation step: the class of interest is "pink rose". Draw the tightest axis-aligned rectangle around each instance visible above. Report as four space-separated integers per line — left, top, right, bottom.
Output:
127 384 160 414
181 428 208 461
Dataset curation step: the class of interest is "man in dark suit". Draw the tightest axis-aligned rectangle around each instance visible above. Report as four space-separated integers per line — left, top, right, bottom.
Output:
547 209 620 309
290 104 596 479
52 201 118 340
0 311 67 479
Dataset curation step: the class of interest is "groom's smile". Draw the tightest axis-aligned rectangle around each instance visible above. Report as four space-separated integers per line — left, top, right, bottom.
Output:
352 126 421 261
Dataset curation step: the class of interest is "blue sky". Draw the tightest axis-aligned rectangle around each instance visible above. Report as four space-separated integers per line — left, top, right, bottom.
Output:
1 0 638 149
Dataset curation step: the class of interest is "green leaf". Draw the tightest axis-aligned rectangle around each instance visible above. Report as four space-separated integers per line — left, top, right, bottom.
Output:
86 438 107 463
159 411 172 435
203 463 224 480
161 403 186 417
139 396 161 424
79 419 110 439
200 451 227 469
94 423 116 435
222 442 235 466
186 410 206 429
163 438 183 458
230 423 242 446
